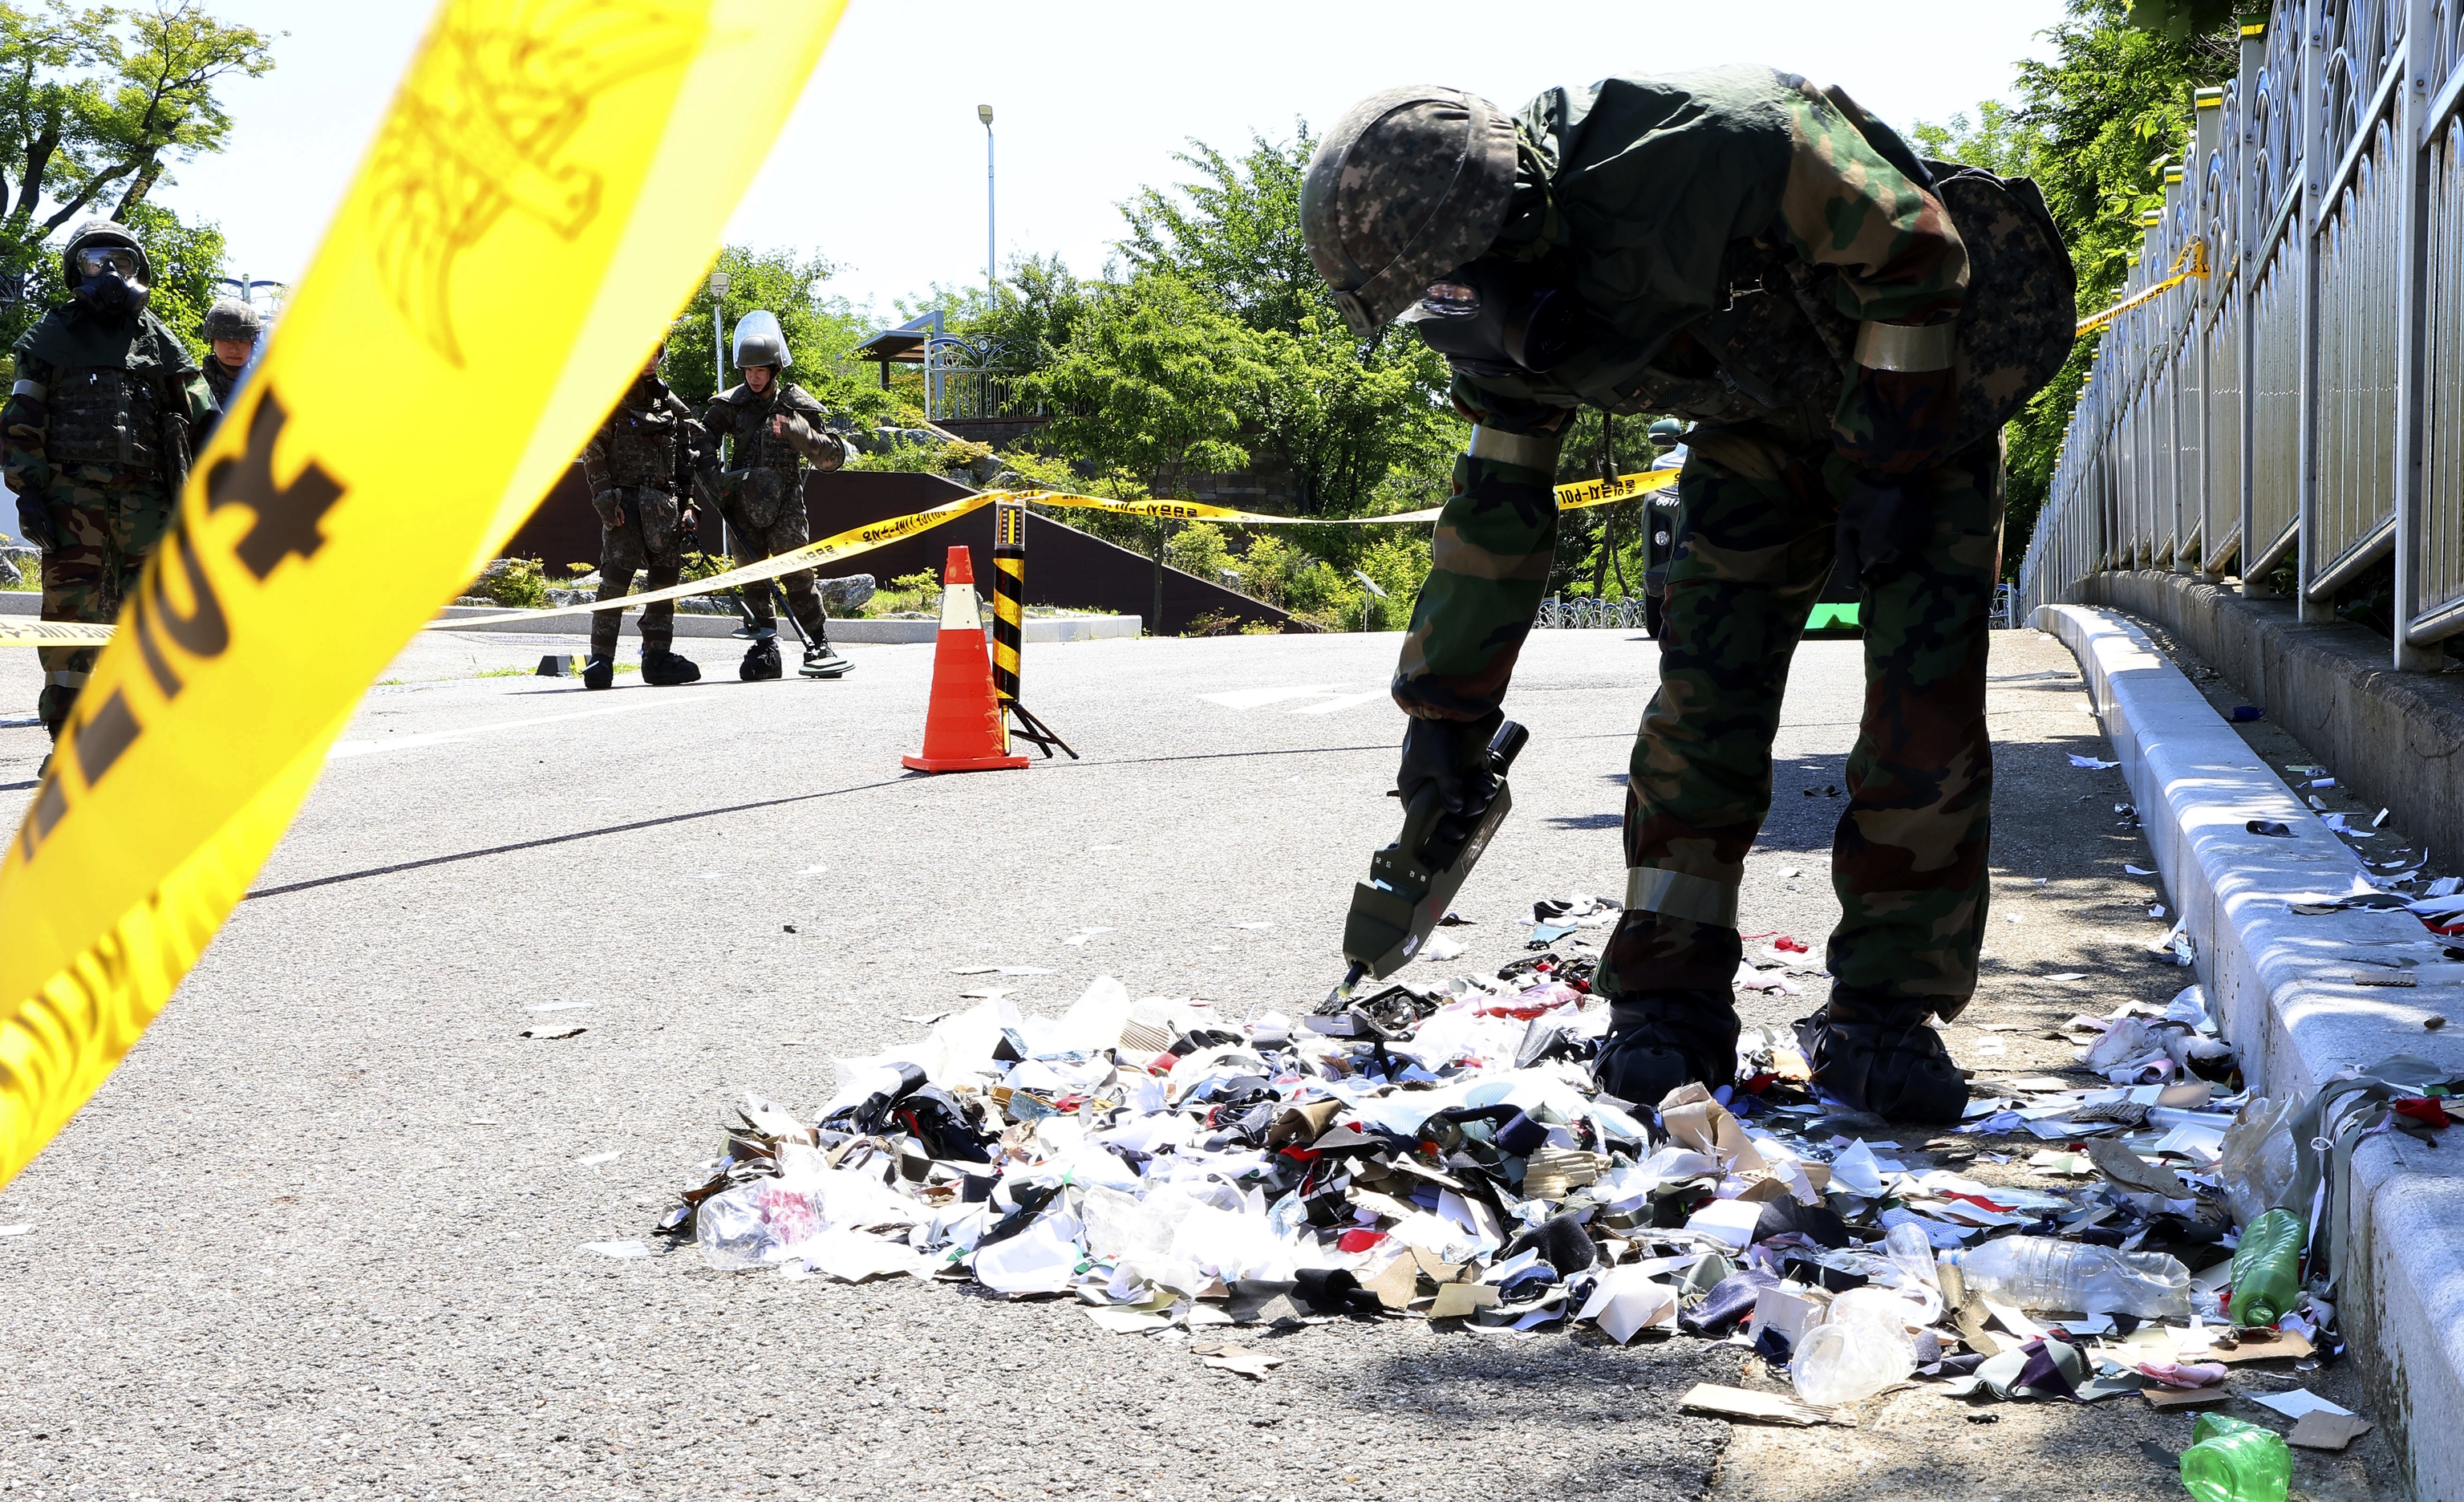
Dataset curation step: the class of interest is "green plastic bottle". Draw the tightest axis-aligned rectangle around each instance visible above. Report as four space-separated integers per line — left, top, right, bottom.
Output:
2229 1208 2306 1326
2181 1413 2291 1502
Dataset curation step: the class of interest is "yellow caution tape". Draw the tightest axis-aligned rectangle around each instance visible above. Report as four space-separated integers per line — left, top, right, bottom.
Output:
2076 239 2209 335
430 493 994 629
0 619 115 647
0 0 852 1189
424 469 1684 631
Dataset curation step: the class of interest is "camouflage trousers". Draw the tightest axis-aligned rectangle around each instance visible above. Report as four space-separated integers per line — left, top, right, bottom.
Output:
590 486 684 660
1597 426 2004 1018
31 469 174 738
727 501 830 643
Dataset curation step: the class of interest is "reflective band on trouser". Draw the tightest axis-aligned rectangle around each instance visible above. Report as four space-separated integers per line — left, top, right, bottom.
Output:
1467 424 1562 472
44 671 89 688
1853 320 1957 373
991 501 1024 707
1623 867 1740 929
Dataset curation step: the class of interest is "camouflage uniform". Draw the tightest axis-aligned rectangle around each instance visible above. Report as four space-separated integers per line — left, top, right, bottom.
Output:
699 379 841 646
1392 67 1996 1021
582 374 701 662
4 306 215 741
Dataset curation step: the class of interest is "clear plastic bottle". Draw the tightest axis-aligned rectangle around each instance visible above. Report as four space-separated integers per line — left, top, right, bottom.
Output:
2181 1412 2291 1502
1791 1287 1915 1406
2228 1208 2305 1327
1942 1235 2191 1317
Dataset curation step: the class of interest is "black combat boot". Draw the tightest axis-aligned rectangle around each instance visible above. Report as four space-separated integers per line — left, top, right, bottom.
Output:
740 635 782 681
1794 987 1970 1124
581 655 615 690
641 647 701 685
800 640 851 678
1591 988 1740 1107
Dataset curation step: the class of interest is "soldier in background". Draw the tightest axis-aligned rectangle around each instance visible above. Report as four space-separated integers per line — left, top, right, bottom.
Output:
579 343 703 690
3 219 216 748
698 311 852 681
199 297 261 421
1303 68 2068 1124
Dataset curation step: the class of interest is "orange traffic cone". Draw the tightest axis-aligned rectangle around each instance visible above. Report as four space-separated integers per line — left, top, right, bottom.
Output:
902 546 1030 773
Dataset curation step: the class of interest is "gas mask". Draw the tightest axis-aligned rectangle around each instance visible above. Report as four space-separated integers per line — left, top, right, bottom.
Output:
1398 258 1588 378
71 243 149 315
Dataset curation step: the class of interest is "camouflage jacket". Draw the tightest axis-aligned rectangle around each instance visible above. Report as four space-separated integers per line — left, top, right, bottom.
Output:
582 379 701 497
699 380 838 480
2 303 215 494
1396 65 1969 722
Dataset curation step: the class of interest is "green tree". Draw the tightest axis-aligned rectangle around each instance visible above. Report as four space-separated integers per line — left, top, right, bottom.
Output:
1913 0 2236 576
662 244 902 421
0 2 274 290
1023 272 1264 497
6 195 219 359
1117 126 1463 518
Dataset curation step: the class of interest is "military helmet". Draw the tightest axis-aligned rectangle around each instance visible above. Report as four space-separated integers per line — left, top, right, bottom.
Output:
731 309 791 371
202 297 261 342
1302 87 1520 337
61 218 152 315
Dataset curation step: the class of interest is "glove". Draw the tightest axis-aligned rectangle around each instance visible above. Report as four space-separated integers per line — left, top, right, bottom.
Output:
14 493 55 550
1397 709 1505 819
1835 473 1923 585
590 489 626 530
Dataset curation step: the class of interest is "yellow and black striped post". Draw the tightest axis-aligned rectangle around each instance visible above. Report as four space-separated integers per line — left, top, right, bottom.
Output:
987 501 1076 761
991 501 1027 716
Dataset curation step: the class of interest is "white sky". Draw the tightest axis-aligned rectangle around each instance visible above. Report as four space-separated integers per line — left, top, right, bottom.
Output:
155 0 2066 320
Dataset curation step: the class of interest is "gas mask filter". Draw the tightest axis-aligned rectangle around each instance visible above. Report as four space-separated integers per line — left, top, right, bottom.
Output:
71 244 149 314
1399 258 1587 377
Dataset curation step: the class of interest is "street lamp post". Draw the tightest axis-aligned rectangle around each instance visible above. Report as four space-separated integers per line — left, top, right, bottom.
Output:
707 269 732 560
978 104 995 286
708 269 730 394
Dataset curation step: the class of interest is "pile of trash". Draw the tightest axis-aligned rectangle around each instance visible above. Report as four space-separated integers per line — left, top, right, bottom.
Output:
649 893 2451 1450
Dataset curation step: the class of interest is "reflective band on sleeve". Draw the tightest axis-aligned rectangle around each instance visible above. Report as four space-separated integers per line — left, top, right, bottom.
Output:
1853 320 1958 373
44 670 89 688
12 379 46 400
1623 866 1740 929
1467 424 1563 472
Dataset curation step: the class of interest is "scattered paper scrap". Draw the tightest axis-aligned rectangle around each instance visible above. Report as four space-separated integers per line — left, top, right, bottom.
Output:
582 1240 651 1259
2069 754 2119 769
2249 1388 2354 1421
1679 1383 1842 1427
1198 1344 1286 1379
2288 1411 2373 1451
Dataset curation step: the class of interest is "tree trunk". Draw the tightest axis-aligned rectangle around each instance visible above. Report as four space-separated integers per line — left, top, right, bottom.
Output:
114 156 164 220
1590 514 1611 598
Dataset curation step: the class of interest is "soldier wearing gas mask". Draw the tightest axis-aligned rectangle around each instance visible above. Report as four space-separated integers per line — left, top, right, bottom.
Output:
2 219 217 747
579 343 705 690
1304 68 2071 1123
198 297 262 426
697 311 853 681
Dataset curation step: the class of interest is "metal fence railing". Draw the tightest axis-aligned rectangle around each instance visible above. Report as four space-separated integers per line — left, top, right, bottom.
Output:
1534 595 1651 631
2018 0 2464 667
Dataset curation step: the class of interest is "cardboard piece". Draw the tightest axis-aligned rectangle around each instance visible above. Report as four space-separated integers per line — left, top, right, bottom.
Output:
2207 1329 2315 1366
2142 1384 2235 1411
1678 1383 1844 1427
2288 1411 2373 1451
1428 1281 1500 1319
2088 1137 2196 1198
1657 1083 1768 1172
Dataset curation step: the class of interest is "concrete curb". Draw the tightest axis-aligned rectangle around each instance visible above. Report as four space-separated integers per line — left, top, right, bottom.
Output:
2037 603 2464 1499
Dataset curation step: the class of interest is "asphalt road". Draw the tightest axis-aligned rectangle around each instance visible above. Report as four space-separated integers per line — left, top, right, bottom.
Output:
0 621 2396 1501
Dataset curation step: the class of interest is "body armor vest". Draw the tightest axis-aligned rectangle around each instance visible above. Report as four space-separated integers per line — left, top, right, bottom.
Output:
732 395 806 481
603 398 680 492
48 366 161 471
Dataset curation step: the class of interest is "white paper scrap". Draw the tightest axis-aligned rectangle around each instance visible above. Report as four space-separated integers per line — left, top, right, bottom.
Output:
582 1240 650 1259
2251 1389 2356 1421
1575 1265 1680 1344
2069 754 2119 769
1682 1196 1767 1249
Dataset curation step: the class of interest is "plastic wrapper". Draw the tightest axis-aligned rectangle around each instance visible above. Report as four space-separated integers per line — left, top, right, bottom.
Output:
2216 1095 2302 1230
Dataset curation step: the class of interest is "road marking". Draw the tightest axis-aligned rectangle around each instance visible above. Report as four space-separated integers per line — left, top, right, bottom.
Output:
326 697 687 759
1198 684 1343 710
1289 689 1390 716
